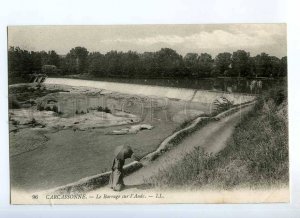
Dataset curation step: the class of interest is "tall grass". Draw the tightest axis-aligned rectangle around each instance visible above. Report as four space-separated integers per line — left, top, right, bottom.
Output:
147 82 288 190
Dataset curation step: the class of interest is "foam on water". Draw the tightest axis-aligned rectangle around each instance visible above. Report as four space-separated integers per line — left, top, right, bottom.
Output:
45 78 196 100
44 78 255 104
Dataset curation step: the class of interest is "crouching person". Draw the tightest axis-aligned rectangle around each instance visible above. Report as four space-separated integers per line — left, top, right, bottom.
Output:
109 145 140 191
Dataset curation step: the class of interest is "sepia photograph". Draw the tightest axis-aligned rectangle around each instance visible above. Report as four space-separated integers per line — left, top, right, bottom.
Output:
7 24 288 204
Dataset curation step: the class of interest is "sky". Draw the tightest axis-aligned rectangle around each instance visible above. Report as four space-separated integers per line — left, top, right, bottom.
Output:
8 24 287 58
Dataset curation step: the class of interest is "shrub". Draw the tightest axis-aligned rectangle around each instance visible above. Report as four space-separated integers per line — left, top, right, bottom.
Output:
52 105 58 113
12 119 20 126
10 99 21 109
37 104 43 111
212 97 233 113
97 106 111 113
146 83 288 189
104 107 111 114
28 118 39 127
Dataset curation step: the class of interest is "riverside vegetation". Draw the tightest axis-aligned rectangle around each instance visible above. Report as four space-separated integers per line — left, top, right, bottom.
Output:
147 81 288 189
8 46 287 85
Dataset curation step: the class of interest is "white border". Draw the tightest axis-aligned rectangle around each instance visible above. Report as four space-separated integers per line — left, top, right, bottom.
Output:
1 0 299 217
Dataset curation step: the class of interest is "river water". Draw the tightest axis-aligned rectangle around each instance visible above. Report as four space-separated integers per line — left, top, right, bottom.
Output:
45 77 284 95
10 77 281 191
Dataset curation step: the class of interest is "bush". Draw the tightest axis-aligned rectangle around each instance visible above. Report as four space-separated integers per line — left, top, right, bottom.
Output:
104 107 111 113
97 106 111 113
97 106 103 112
10 99 21 109
28 118 39 127
12 119 20 126
38 105 44 111
212 97 233 113
53 105 58 113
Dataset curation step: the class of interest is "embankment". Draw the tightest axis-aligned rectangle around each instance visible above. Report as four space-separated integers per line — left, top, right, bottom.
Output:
49 101 255 194
147 85 288 189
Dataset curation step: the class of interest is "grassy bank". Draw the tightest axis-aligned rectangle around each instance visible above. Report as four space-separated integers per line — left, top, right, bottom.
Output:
147 82 288 189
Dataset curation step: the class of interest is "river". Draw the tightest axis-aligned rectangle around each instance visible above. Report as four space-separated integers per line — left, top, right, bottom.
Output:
45 76 284 95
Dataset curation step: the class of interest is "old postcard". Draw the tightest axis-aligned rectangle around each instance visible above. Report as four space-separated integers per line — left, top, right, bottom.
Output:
8 24 288 204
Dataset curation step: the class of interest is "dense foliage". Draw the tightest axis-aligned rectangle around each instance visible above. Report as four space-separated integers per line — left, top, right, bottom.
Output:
8 46 287 83
147 82 288 189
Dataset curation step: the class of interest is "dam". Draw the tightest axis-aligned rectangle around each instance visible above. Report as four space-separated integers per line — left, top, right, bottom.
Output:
42 78 256 122
44 78 255 105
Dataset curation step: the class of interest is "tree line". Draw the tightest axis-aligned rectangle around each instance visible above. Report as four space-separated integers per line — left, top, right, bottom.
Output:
8 46 287 81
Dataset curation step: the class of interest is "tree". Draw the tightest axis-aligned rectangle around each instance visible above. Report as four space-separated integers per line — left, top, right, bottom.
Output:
47 50 60 67
140 52 158 78
279 56 287 77
8 46 20 74
68 47 89 74
269 56 281 77
198 53 213 77
184 53 199 77
120 51 140 77
231 50 251 77
156 48 184 77
105 50 122 76
87 52 106 77
253 53 273 77
214 52 232 77
61 53 77 74
40 51 49 66
30 51 42 72
8 46 287 80
8 47 34 75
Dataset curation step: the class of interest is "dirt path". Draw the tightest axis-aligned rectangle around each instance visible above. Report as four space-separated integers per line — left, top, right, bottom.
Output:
89 105 253 193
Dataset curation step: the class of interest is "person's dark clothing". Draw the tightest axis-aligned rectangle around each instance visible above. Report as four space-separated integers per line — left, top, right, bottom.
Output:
109 146 133 191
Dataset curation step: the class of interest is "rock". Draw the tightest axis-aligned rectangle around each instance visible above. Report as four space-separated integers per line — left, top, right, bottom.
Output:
140 124 154 130
108 123 154 135
111 129 129 135
129 124 154 133
128 125 142 134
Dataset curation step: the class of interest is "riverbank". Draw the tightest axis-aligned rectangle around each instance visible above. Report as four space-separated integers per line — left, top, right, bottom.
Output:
9 82 208 191
146 83 288 190
9 79 256 191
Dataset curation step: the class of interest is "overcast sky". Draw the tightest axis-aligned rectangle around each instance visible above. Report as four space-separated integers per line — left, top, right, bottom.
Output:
8 24 287 58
